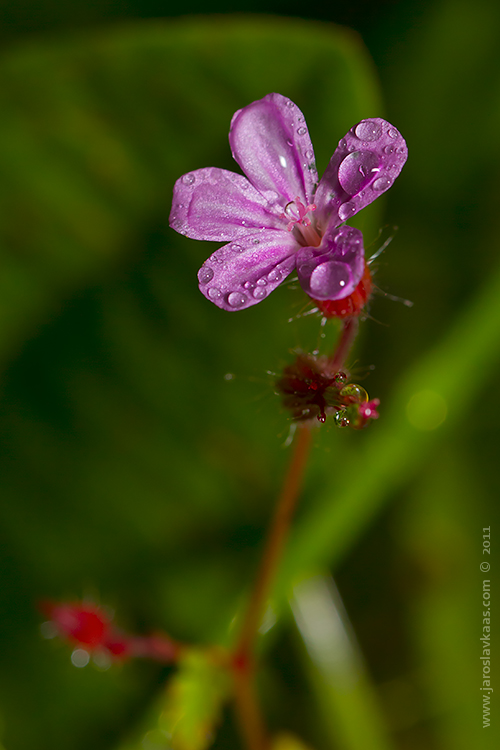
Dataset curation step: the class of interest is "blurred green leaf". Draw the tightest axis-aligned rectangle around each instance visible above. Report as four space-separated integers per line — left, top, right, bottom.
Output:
291 574 395 750
159 649 230 750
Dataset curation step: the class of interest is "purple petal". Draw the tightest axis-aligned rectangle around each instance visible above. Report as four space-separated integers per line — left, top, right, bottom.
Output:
314 119 407 230
170 168 286 242
296 225 365 300
197 229 298 311
229 93 318 209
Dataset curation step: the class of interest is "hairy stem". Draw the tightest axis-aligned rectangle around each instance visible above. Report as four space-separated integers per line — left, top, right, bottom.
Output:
330 317 359 372
232 425 312 750
232 316 359 750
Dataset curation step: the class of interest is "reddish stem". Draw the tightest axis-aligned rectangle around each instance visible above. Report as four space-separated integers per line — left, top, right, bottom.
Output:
232 425 312 750
329 317 359 372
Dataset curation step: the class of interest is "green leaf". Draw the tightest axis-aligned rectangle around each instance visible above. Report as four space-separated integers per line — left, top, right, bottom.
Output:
159 649 230 750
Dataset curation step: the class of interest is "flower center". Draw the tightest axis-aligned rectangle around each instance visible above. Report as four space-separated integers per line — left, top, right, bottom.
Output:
284 197 321 247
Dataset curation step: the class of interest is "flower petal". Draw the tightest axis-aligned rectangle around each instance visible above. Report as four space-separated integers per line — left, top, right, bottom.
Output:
314 119 407 229
296 225 365 300
170 167 285 242
197 229 298 311
229 93 318 209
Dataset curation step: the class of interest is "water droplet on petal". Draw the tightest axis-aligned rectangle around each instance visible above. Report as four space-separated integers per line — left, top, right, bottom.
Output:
240 182 249 190
297 127 307 136
309 261 350 297
252 238 260 245
338 151 380 195
207 287 221 299
227 292 247 307
182 173 195 185
355 121 382 142
388 127 399 138
286 100 294 108
384 145 395 154
253 287 267 299
339 138 347 149
338 201 357 221
244 281 255 290
373 176 392 191
267 269 280 282
231 243 244 252
198 266 214 284
256 278 267 286
305 149 314 159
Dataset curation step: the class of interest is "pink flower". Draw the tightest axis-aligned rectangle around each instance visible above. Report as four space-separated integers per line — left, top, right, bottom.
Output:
358 398 380 421
170 94 407 311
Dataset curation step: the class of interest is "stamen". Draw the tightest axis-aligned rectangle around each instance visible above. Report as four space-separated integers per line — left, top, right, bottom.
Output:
284 198 320 245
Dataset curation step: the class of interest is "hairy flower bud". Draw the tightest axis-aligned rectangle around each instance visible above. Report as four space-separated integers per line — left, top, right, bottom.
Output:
276 353 379 428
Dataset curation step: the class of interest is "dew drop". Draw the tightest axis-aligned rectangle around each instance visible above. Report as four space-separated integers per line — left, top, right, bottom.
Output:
231 243 244 252
305 149 314 159
286 100 294 107
252 238 260 245
297 127 307 136
240 182 249 190
338 151 379 195
227 291 247 307
253 287 267 299
388 127 399 139
384 145 395 155
207 287 221 299
338 201 357 221
355 120 382 142
309 261 350 297
340 384 369 402
182 173 195 185
71 649 90 668
334 410 350 428
373 176 392 191
198 266 214 284
267 269 280 282
256 278 267 286
339 138 347 149
244 281 255 290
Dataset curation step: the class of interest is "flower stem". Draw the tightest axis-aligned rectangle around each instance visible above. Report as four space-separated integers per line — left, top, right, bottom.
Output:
329 317 359 372
235 425 312 656
232 425 312 750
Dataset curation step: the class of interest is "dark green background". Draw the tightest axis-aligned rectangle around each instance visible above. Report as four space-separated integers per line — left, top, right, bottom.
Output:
0 2 498 749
